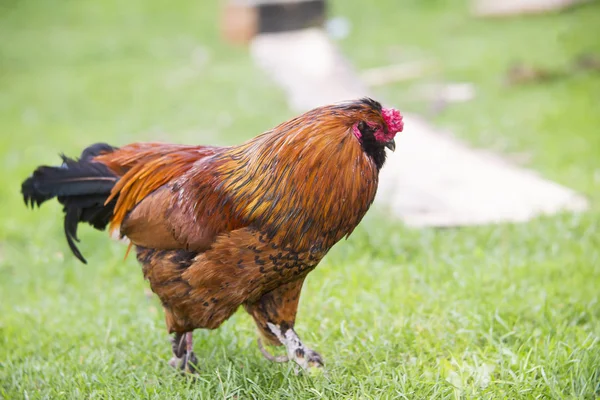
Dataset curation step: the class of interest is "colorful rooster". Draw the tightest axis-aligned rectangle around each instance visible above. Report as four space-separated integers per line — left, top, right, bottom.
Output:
21 98 403 371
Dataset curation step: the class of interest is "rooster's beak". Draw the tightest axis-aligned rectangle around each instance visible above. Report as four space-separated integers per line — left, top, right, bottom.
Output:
385 139 396 152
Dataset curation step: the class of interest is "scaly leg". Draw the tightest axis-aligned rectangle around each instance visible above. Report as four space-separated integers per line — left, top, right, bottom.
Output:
266 323 323 370
168 332 198 373
244 278 323 370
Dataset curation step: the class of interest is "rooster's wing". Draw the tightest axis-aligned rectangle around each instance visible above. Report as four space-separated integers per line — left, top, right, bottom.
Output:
95 143 244 251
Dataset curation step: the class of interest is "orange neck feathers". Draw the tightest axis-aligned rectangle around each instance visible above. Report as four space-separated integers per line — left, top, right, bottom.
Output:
190 109 380 252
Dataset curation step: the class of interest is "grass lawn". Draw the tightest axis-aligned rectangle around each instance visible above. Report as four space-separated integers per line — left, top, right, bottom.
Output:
1 0 598 398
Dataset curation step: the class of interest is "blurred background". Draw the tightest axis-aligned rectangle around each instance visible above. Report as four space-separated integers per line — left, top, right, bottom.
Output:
1 0 599 398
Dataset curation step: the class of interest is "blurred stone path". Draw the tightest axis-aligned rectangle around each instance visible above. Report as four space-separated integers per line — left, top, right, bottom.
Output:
251 29 588 227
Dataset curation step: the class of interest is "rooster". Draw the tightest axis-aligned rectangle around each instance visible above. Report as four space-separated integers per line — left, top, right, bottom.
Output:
21 98 403 372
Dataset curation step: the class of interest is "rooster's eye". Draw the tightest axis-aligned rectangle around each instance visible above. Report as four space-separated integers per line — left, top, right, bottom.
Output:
358 121 378 137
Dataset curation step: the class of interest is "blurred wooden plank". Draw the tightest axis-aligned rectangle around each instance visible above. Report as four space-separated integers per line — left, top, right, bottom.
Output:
473 0 589 17
361 61 437 86
379 116 588 227
250 28 589 227
251 29 364 109
221 0 325 45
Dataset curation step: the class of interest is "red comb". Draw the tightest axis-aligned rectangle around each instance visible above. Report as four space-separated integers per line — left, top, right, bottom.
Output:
382 108 404 134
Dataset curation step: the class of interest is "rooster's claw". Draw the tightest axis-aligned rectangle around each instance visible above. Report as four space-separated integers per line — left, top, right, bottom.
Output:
168 351 198 374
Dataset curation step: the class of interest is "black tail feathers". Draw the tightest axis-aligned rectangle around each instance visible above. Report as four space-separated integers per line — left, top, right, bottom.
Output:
21 143 119 264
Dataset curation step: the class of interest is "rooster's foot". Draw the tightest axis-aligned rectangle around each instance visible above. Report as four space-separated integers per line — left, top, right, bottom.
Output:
168 351 199 373
169 331 199 374
266 323 324 371
296 348 324 370
257 337 289 363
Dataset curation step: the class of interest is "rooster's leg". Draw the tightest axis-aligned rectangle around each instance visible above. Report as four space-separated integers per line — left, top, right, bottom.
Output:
244 278 324 370
168 332 198 373
266 323 323 370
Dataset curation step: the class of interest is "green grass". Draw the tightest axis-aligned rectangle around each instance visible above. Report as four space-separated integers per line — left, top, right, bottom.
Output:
1 0 599 398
